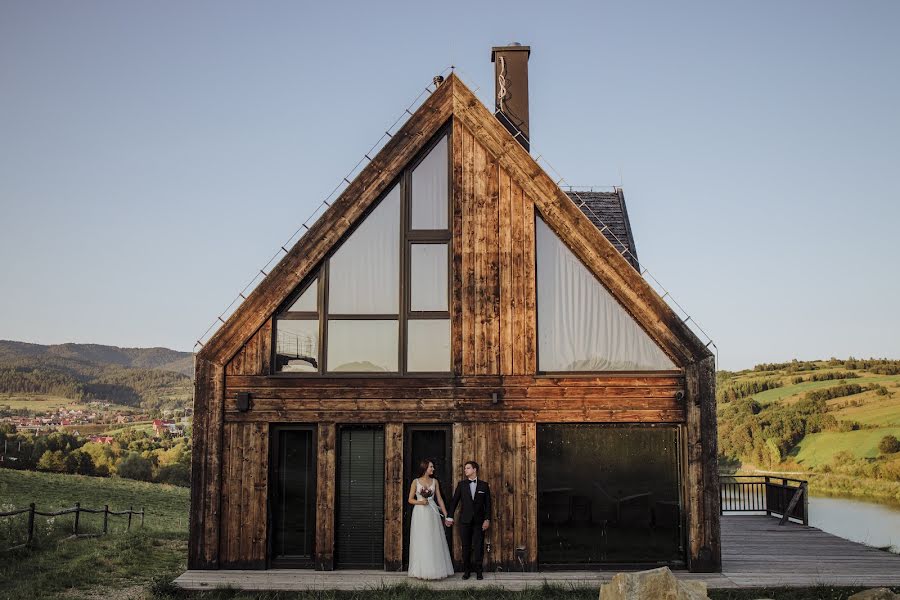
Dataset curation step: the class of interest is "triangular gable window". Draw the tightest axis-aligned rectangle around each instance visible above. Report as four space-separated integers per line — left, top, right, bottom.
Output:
274 129 451 375
535 216 675 371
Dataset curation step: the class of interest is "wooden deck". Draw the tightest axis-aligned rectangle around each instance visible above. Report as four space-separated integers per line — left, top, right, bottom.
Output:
174 516 900 591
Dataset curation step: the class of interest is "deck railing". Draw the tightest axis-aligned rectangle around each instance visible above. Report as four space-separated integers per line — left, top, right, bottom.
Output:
719 474 809 525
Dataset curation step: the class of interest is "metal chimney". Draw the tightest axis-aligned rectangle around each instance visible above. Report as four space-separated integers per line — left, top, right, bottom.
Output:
491 43 531 151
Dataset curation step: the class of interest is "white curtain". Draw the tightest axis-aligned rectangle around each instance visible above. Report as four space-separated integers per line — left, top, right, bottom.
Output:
410 244 448 311
536 217 675 371
411 136 448 230
328 185 400 314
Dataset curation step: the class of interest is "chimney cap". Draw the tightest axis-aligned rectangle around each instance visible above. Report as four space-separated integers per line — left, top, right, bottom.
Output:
491 44 531 62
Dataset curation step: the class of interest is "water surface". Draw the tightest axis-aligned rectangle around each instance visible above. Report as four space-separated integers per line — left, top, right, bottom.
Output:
808 495 900 551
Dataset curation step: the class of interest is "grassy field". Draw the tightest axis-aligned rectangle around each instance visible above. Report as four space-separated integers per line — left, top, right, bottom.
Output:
0 393 144 413
0 469 189 600
747 372 900 406
790 427 900 466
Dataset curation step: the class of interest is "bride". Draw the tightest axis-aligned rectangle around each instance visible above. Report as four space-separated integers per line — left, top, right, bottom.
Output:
407 459 455 580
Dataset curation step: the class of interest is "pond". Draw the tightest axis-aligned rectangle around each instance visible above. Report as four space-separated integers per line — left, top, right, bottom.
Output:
808 494 900 551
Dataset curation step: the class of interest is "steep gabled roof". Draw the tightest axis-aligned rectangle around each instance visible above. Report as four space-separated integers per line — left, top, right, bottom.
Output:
197 73 711 368
569 189 640 271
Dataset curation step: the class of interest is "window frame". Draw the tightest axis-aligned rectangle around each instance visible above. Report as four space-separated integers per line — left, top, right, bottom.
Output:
272 125 452 377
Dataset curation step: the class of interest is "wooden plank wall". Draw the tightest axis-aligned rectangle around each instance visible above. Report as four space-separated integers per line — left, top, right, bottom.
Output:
225 321 272 376
498 169 537 376
455 124 500 375
451 422 538 570
219 422 269 568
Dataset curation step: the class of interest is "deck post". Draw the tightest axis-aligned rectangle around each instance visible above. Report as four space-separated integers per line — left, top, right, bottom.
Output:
801 481 809 526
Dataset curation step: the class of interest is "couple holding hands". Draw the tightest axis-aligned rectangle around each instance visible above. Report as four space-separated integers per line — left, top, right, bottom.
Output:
407 459 492 580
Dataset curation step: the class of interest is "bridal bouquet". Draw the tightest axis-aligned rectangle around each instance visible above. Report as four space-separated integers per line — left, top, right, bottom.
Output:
419 488 434 499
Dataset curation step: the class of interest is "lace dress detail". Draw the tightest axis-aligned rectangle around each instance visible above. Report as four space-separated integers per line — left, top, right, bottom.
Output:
407 478 455 580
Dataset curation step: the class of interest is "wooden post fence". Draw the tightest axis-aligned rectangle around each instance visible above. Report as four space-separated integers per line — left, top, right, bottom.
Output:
1 503 147 552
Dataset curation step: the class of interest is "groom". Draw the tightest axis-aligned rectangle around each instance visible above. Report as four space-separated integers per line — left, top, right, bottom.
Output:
444 460 492 580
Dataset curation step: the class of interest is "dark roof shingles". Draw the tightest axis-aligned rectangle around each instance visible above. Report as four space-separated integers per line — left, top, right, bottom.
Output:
566 190 640 271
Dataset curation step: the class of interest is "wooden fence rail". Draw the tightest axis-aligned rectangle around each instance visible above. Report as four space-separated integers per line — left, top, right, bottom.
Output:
719 474 808 525
0 503 144 552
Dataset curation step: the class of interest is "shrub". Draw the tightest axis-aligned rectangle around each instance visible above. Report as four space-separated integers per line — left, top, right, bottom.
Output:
116 452 153 481
879 435 900 454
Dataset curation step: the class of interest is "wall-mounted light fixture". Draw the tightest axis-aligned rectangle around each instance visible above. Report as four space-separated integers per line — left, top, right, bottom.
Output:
236 392 251 412
491 391 502 405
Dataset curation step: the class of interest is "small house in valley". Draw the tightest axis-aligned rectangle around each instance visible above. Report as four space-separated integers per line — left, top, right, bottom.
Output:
189 46 720 574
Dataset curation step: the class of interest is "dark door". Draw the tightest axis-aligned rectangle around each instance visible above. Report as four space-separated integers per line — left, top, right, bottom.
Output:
403 424 453 568
336 426 384 568
269 425 317 567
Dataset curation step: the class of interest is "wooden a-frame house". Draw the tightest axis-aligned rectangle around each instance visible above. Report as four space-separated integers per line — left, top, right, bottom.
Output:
190 46 720 574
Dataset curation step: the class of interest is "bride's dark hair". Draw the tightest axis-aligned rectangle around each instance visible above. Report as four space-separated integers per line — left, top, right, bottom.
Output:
418 459 434 477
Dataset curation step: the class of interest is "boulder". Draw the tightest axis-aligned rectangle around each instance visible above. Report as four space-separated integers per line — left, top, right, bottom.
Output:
848 589 900 600
599 567 709 600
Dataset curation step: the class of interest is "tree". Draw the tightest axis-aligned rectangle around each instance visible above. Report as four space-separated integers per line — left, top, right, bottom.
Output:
116 452 153 481
879 435 900 454
37 450 66 472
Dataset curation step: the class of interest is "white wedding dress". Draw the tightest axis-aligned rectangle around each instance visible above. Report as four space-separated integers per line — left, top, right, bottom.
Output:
407 478 455 580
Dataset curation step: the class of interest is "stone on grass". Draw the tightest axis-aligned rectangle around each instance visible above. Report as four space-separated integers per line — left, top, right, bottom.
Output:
848 589 900 600
598 566 709 600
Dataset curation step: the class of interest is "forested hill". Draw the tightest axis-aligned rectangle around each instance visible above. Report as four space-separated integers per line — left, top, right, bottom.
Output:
717 358 900 500
0 340 193 410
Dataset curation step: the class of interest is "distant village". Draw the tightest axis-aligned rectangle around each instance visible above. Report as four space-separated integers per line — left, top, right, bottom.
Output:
0 400 192 440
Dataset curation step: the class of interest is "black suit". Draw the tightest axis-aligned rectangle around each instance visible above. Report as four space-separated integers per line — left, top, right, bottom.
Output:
447 478 492 574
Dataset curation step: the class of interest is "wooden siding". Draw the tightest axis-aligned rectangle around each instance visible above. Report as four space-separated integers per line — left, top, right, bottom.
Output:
455 124 501 375
498 168 537 375
223 375 684 424
219 422 269 568
451 422 538 570
225 321 272 376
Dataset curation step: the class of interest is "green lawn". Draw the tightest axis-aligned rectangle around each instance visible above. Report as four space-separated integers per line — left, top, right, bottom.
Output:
831 395 900 426
0 469 189 600
790 427 900 466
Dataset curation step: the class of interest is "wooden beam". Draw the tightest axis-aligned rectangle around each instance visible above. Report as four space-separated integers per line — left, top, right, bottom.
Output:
685 355 721 572
188 357 225 569
315 422 337 570
383 423 403 571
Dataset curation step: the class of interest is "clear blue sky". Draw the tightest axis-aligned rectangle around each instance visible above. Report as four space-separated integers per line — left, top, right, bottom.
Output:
1 1 898 371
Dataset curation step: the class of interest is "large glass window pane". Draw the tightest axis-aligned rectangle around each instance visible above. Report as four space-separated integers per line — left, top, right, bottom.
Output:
537 425 682 564
327 320 398 372
287 279 317 312
407 319 450 372
411 137 448 230
535 217 675 371
275 319 319 372
410 244 448 312
329 186 400 314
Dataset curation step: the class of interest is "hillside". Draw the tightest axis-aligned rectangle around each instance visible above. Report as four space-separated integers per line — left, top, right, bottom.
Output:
0 340 193 411
0 469 188 600
717 358 900 501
